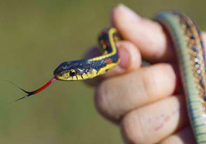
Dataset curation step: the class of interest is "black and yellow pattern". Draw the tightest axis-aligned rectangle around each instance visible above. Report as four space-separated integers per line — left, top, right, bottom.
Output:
54 28 120 80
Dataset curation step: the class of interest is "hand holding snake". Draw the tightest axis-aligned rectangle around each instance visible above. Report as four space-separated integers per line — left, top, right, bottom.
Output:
10 4 206 144
85 5 206 144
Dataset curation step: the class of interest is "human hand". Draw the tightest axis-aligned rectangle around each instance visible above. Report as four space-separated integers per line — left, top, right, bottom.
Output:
85 4 206 144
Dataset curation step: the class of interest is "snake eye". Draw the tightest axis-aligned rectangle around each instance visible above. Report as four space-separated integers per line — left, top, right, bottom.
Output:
70 70 77 76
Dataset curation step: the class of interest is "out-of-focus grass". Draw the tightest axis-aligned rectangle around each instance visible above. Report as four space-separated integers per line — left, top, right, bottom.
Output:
0 0 206 143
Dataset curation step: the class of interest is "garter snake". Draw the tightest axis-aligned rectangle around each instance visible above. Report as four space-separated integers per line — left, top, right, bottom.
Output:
156 12 206 144
11 11 206 144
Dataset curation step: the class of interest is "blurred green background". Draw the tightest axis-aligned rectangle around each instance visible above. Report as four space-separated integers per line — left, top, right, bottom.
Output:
0 0 206 143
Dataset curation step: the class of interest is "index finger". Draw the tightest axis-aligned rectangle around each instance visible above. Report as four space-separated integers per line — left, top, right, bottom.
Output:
112 4 175 63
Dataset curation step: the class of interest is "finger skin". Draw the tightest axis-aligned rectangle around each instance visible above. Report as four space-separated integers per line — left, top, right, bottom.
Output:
202 32 206 47
85 6 206 86
121 95 189 144
95 64 177 121
112 5 206 63
112 4 174 63
160 127 196 144
84 5 206 144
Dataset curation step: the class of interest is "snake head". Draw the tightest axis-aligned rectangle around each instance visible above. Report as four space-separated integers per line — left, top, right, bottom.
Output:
53 60 98 80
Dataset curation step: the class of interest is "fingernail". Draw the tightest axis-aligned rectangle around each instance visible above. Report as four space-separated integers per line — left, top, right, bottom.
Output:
117 4 141 21
118 46 130 69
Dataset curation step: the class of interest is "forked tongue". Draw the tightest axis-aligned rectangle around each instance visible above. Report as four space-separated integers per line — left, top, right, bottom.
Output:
8 77 56 104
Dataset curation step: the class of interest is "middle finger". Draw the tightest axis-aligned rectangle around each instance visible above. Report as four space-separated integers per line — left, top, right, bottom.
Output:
95 63 178 121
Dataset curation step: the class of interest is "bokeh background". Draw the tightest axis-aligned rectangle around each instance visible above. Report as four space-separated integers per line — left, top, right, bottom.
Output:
0 0 206 143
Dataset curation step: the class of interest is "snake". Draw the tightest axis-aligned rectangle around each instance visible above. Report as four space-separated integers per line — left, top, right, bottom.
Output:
10 11 206 143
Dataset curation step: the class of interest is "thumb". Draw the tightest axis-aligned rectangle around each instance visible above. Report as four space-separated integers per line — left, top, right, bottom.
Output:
84 41 141 86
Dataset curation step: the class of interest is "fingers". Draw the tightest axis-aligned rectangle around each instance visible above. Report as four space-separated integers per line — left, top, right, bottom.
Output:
160 127 196 144
84 41 141 86
85 6 206 86
202 32 206 47
95 63 177 120
112 4 174 63
121 95 188 144
112 5 206 63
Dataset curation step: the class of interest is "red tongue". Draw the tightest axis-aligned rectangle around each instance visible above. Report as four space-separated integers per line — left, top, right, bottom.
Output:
33 77 56 94
9 77 57 104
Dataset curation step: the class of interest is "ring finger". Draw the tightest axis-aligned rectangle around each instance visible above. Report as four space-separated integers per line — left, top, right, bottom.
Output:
121 95 189 144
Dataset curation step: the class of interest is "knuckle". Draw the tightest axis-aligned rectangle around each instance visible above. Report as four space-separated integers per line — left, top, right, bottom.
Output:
121 110 147 144
94 80 118 119
142 64 175 99
94 82 108 114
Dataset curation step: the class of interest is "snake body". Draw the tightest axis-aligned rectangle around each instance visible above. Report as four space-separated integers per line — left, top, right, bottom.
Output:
155 12 206 144
12 11 206 143
53 28 120 80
